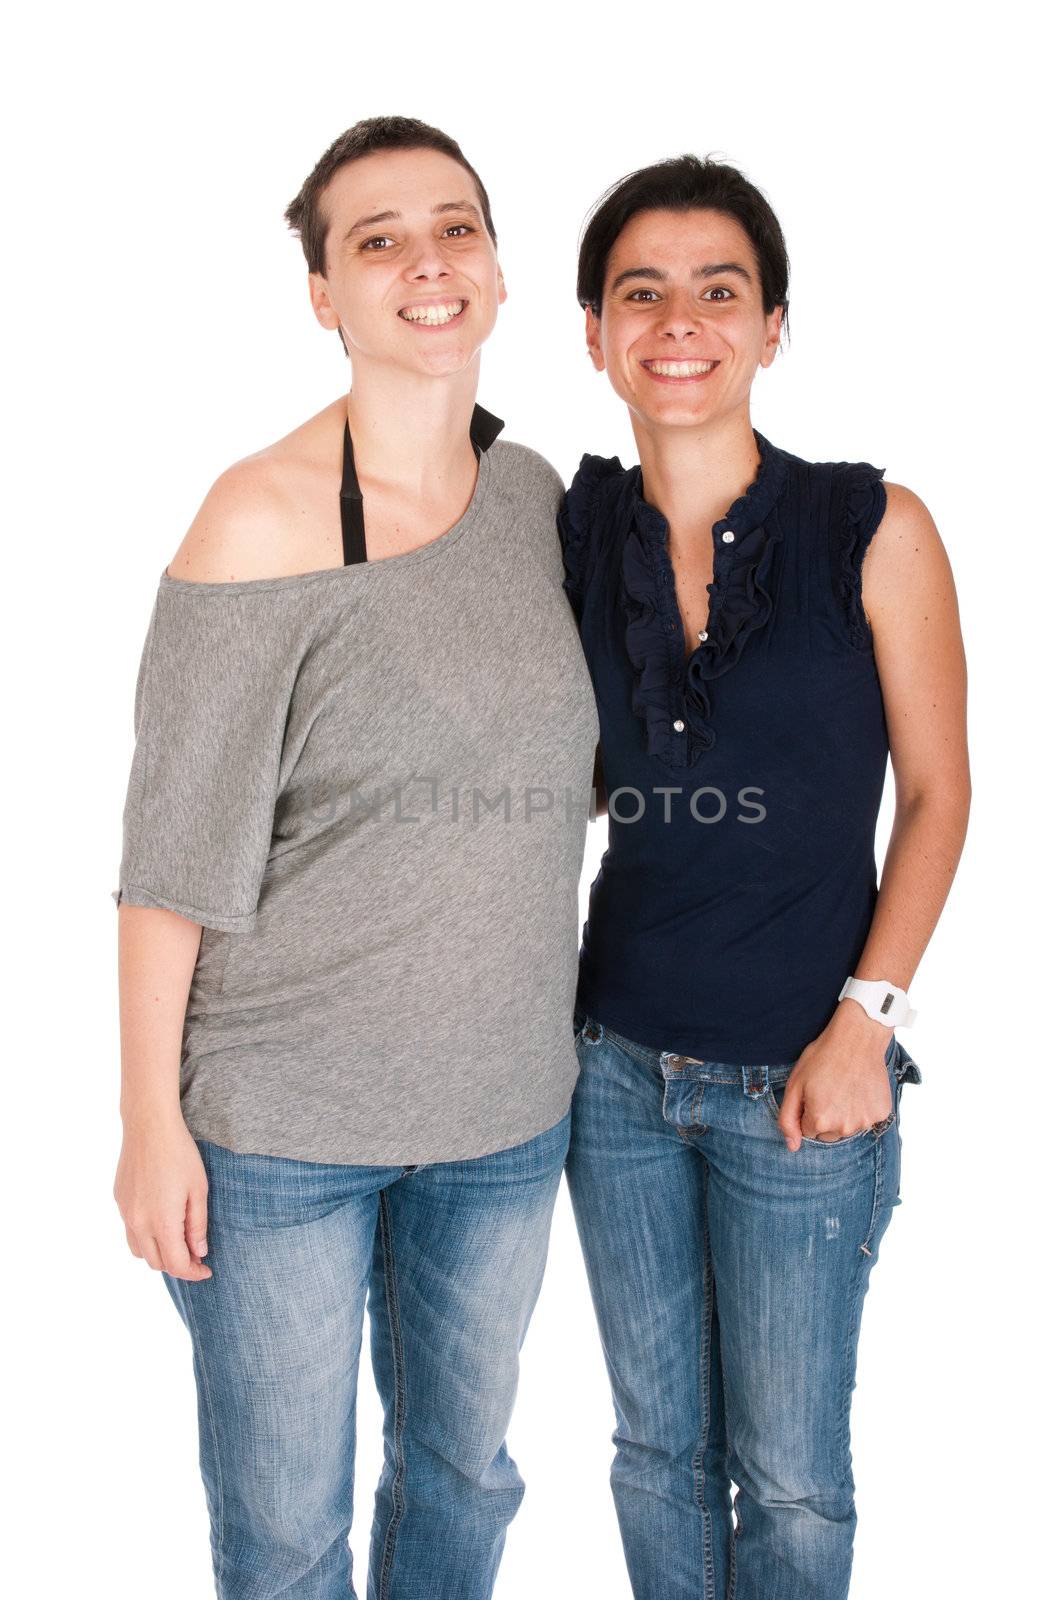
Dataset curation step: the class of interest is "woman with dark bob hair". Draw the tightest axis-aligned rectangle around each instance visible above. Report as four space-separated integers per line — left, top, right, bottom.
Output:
560 157 969 1598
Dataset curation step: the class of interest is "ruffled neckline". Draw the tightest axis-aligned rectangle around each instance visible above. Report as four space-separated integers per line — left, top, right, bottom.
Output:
577 429 790 768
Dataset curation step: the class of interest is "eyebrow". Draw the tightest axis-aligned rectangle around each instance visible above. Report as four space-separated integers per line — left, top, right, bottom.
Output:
609 261 755 292
342 200 480 247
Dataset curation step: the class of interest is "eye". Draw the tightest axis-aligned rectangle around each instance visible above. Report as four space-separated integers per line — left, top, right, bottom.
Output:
627 289 661 302
360 235 394 251
443 223 475 237
703 285 736 301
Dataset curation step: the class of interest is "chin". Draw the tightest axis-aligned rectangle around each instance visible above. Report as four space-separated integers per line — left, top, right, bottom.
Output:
416 343 481 377
632 394 718 428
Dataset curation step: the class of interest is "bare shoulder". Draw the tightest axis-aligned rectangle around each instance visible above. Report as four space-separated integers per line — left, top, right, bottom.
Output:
863 479 959 627
165 456 292 584
165 399 345 583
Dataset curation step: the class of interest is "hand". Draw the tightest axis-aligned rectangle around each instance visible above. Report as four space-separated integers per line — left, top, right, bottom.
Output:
113 1111 213 1281
775 1003 894 1154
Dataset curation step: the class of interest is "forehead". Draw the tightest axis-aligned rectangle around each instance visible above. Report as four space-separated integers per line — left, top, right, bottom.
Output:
322 147 481 233
608 207 756 270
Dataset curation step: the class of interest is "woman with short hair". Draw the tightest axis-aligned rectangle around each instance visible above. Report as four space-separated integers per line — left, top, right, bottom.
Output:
112 116 598 1599
560 155 969 1599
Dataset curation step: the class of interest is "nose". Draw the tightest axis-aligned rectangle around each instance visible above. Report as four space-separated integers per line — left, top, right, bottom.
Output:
660 319 699 342
656 301 700 342
404 234 451 283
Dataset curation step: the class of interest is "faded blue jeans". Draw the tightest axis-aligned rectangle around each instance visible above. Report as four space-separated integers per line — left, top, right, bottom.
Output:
162 1110 571 1600
566 1011 923 1600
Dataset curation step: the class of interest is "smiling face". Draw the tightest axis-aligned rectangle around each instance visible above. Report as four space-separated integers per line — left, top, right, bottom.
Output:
309 146 505 378
587 207 783 431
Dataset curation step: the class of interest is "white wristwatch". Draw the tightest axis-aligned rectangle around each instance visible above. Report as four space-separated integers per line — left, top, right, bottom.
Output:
838 976 917 1029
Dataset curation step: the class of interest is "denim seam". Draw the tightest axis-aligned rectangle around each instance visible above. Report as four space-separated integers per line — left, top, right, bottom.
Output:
180 1280 227 1585
719 1318 744 1585
692 1160 718 1600
375 1190 409 1599
859 1135 886 1257
836 1222 874 1496
723 1221 737 1600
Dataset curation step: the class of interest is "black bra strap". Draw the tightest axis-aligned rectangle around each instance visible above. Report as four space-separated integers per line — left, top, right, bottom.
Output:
340 417 367 566
340 403 505 566
469 402 505 453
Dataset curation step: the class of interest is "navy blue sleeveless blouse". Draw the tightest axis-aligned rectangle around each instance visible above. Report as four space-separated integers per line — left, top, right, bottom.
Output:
559 429 891 1063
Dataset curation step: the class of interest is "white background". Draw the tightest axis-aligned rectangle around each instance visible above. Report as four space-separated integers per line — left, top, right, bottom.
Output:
5 2 1057 1595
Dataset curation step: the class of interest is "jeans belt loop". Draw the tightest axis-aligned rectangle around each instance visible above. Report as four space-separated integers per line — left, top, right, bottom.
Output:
742 1063 769 1098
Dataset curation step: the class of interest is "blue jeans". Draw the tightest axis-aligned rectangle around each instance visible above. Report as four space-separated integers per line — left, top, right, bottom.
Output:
163 1111 571 1600
565 1011 923 1600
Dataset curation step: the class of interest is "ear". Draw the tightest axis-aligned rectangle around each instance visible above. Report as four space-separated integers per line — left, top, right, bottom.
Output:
760 304 784 368
309 271 340 333
497 262 507 307
585 304 605 372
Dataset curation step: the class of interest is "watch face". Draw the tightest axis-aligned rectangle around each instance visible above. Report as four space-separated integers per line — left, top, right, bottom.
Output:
880 992 895 1015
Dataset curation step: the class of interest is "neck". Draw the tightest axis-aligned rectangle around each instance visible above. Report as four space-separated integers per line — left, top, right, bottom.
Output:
345 356 481 494
631 408 762 536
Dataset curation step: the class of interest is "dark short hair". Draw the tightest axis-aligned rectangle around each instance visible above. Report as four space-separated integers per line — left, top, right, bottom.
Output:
284 116 497 354
576 155 790 340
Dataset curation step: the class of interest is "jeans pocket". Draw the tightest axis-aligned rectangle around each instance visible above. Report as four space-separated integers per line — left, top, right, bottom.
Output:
891 1039 923 1089
766 1069 896 1146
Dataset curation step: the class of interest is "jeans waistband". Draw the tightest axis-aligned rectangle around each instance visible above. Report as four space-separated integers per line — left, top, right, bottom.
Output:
574 1007 903 1086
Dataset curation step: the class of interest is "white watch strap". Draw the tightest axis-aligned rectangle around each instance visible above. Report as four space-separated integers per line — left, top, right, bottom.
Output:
838 976 917 1029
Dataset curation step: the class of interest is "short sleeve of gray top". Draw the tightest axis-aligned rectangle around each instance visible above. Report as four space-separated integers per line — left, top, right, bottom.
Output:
113 440 600 1165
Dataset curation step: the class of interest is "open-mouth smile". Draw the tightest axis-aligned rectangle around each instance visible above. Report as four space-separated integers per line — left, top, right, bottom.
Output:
398 298 468 328
641 358 720 383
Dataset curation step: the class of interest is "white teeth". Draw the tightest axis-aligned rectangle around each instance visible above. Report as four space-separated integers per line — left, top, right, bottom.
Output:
399 301 466 325
645 360 718 377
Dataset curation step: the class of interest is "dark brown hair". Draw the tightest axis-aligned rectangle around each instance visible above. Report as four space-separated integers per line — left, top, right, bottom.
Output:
284 116 497 354
577 155 790 342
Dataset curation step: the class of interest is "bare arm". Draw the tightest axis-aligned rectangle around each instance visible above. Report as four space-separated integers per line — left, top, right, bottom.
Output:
113 905 214 1280
846 481 971 986
112 465 286 1278
775 481 971 1150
